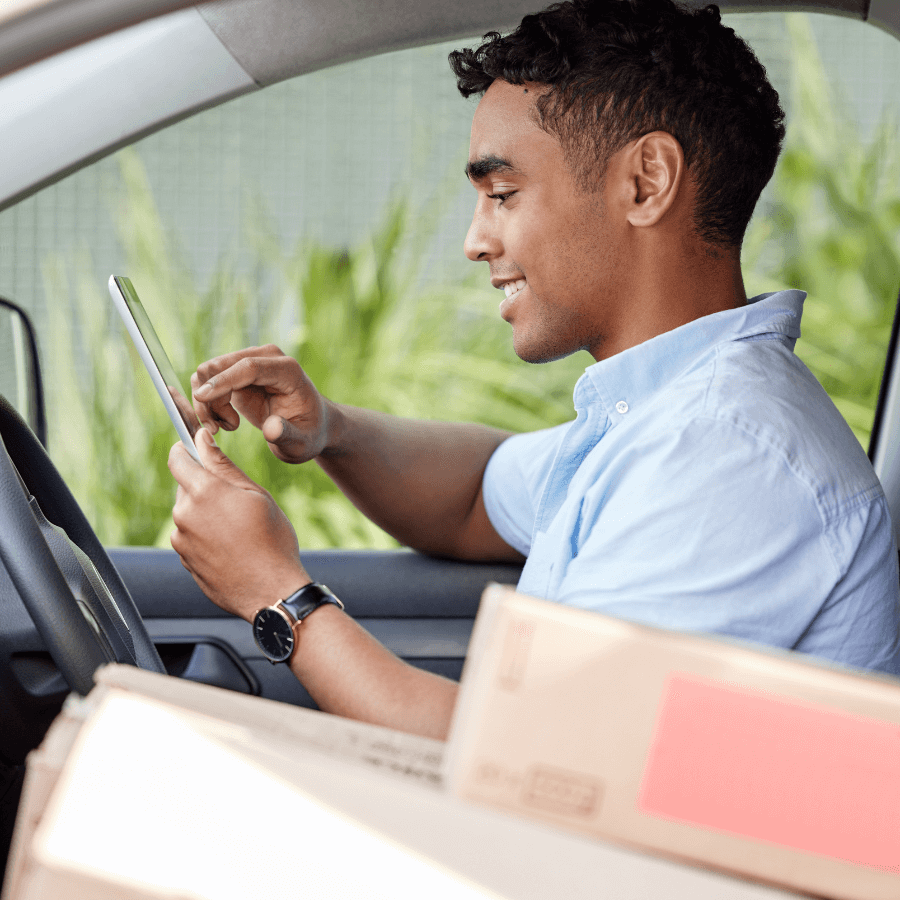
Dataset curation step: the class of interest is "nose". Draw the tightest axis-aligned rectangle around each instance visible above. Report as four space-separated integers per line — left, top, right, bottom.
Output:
464 198 501 262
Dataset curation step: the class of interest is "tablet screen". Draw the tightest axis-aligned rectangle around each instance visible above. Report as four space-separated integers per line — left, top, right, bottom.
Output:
108 275 202 464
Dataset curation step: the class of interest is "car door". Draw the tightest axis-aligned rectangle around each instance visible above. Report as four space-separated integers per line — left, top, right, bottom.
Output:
2 0 900 735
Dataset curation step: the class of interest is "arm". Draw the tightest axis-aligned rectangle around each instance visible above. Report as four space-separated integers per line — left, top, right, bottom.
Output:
191 345 523 562
168 429 458 739
317 404 520 560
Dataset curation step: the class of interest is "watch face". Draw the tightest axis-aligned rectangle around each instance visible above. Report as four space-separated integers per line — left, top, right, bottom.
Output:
253 607 295 662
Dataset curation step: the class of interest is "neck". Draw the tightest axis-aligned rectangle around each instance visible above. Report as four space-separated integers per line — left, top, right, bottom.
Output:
591 237 746 362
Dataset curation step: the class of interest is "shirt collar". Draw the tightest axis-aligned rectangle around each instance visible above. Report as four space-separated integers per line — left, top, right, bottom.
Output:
575 290 807 421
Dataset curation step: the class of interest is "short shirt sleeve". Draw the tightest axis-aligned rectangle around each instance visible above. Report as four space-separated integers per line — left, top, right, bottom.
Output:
482 424 570 557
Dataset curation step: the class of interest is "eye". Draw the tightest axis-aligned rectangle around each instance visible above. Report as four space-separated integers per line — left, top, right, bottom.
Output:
487 191 515 206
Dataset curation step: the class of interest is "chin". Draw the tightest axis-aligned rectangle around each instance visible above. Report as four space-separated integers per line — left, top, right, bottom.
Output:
513 335 576 365
510 308 594 364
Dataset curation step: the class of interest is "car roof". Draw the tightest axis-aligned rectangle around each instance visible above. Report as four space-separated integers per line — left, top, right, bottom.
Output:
1 1 897 84
1 1 898 83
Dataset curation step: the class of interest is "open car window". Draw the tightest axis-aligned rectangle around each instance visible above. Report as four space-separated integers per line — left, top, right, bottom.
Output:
0 10 897 549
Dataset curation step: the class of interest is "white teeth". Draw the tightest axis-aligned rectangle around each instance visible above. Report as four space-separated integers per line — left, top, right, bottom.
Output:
503 279 526 297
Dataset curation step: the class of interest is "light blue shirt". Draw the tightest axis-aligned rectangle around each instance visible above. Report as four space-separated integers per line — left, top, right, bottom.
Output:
484 290 900 676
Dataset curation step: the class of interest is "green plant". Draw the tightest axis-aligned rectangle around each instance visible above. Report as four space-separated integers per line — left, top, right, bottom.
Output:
743 15 900 447
44 149 586 548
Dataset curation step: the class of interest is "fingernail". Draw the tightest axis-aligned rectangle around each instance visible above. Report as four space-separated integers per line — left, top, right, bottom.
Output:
200 428 217 447
194 382 212 397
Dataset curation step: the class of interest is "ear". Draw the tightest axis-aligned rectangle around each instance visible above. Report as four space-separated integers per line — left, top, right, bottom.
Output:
623 131 685 228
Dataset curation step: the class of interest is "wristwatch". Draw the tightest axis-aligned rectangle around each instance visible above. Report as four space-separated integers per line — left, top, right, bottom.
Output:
252 582 344 664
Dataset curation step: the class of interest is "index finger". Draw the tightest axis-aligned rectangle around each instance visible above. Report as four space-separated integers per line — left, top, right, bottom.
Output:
192 344 288 396
191 346 293 433
193 350 299 402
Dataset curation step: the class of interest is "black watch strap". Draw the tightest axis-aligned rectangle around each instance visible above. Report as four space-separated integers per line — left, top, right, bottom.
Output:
280 582 344 623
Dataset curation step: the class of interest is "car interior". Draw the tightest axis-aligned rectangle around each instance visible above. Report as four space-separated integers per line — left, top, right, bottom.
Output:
1 0 899 889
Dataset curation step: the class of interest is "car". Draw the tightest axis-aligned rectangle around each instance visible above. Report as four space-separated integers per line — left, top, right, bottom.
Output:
1 0 899 893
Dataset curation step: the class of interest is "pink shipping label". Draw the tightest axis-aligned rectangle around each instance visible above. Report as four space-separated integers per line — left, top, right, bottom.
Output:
638 674 900 872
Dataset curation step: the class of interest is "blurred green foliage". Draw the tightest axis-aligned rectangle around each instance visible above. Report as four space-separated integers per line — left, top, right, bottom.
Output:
44 151 586 548
44 13 899 547
742 15 900 445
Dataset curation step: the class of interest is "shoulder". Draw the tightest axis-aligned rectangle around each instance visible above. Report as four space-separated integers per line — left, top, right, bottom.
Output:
486 422 570 489
578 333 885 557
697 336 882 519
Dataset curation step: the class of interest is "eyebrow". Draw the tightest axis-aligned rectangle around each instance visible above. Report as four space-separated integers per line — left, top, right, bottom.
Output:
465 155 519 182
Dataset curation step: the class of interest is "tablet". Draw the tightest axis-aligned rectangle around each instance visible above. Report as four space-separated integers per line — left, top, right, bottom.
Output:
108 275 203 465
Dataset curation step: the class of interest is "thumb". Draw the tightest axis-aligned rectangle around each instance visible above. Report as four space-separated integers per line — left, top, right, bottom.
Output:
262 415 318 463
193 428 260 490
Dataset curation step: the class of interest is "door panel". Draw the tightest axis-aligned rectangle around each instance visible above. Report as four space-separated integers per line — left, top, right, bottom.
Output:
108 546 523 707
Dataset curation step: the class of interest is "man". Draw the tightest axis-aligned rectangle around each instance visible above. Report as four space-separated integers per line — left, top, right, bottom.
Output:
168 0 900 740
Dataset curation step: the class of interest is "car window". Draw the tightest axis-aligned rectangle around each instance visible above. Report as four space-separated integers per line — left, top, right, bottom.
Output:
0 11 897 548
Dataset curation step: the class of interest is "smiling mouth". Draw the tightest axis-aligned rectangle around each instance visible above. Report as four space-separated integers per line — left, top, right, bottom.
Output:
501 279 527 307
498 278 526 319
503 278 526 298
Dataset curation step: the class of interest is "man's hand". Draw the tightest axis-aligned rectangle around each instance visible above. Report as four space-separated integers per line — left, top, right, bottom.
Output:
188 345 519 563
191 344 331 464
168 428 311 620
167 427 459 740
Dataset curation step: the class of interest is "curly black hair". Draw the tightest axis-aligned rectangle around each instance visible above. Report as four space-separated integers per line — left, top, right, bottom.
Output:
449 0 785 247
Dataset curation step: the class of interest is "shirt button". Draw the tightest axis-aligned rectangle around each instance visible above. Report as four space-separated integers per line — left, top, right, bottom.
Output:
615 400 629 415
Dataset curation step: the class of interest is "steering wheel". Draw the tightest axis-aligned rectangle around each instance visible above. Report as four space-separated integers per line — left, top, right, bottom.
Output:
0 395 164 694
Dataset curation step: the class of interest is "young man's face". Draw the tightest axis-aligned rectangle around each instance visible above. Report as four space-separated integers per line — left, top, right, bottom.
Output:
465 79 627 363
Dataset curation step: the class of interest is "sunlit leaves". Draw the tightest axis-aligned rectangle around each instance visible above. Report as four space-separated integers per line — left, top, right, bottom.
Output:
744 14 900 448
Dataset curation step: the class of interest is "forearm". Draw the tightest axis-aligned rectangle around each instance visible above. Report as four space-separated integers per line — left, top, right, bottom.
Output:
318 402 515 560
170 435 459 740
287 602 458 740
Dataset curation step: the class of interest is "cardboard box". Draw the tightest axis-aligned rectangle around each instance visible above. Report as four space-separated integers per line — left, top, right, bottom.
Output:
445 585 900 900
4 664 800 900
3 665 448 900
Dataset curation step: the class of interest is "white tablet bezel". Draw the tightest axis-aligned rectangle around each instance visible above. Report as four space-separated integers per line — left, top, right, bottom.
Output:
108 274 202 465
